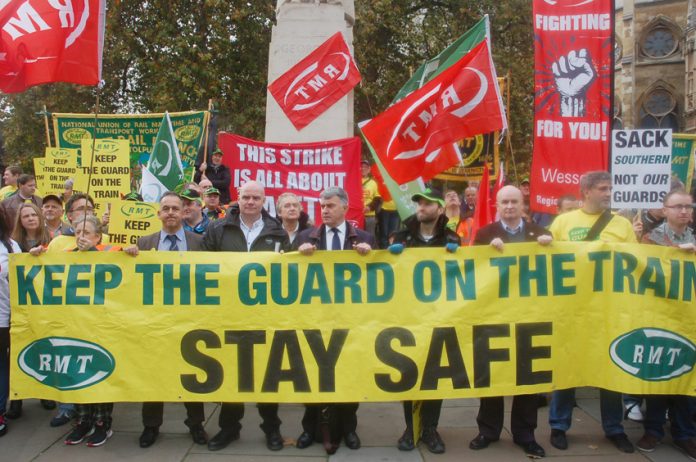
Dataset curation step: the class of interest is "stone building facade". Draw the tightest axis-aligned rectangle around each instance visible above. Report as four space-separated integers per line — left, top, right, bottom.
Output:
615 0 688 131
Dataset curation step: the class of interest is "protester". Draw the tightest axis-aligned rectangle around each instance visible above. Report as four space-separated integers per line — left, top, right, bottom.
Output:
42 194 70 238
634 189 696 458
444 188 473 244
461 185 477 218
0 207 21 437
0 166 21 200
1 174 42 225
181 189 210 235
548 171 636 454
202 181 288 452
557 194 579 214
62 178 74 203
195 148 231 204
276 192 310 245
294 186 374 454
389 188 459 455
12 203 51 253
124 192 208 448
44 194 96 253
361 159 380 237
64 215 120 447
469 185 551 459
202 187 226 220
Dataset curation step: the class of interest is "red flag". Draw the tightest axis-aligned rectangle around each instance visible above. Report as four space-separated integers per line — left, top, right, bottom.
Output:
370 163 392 201
361 40 506 185
490 161 505 219
469 162 492 245
268 32 361 130
0 0 106 93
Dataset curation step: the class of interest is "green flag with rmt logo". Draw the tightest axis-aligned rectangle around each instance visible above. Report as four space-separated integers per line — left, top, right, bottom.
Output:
140 112 185 202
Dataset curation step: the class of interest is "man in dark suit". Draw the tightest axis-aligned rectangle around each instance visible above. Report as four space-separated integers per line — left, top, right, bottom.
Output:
469 185 552 459
124 191 207 448
293 186 375 453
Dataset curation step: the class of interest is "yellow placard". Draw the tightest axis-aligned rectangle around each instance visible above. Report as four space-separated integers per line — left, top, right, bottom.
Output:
73 139 131 217
8 242 696 403
107 200 160 247
33 157 46 194
42 148 78 195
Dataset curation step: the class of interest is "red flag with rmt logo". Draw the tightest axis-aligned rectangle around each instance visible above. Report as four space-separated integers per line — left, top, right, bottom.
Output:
269 31 361 130
360 40 506 184
0 0 106 93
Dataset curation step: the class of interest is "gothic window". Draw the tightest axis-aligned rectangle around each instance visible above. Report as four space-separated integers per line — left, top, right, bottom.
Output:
639 88 679 130
641 26 678 59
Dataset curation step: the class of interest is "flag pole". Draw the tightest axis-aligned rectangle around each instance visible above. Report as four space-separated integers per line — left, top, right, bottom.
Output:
80 84 103 237
202 99 213 169
42 105 51 147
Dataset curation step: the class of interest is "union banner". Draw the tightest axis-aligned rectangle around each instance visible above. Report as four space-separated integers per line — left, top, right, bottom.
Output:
9 243 696 403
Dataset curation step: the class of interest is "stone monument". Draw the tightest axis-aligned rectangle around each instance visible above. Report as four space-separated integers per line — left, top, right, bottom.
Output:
264 0 356 143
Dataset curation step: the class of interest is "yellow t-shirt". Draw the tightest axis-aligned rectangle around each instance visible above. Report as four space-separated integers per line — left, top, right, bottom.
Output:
382 199 397 212
46 235 77 252
0 185 16 200
549 209 637 243
362 177 379 217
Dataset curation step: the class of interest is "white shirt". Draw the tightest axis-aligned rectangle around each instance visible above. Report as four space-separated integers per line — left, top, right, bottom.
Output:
502 220 524 235
0 239 22 327
158 228 188 251
324 221 347 250
240 216 264 251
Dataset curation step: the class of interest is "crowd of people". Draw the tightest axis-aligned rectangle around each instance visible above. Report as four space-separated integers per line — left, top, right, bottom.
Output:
0 160 694 459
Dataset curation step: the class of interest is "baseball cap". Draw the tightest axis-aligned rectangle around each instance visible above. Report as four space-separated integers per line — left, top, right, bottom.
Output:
204 187 220 196
42 194 63 205
181 189 203 204
411 188 445 207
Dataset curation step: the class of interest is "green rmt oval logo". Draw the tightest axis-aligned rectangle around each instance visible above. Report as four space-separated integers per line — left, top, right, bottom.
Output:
610 328 696 381
18 337 115 390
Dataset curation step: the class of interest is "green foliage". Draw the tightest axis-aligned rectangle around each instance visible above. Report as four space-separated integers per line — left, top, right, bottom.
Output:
0 1 533 176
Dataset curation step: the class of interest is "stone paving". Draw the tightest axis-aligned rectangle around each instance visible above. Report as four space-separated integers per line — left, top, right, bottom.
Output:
1 389 693 462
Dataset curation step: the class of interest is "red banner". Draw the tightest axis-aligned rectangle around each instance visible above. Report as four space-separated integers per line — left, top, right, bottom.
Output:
530 0 613 213
0 0 105 93
218 133 364 226
361 40 506 184
268 32 361 130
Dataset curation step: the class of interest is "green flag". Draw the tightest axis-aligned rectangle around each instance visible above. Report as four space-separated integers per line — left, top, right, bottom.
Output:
364 16 489 219
140 112 185 202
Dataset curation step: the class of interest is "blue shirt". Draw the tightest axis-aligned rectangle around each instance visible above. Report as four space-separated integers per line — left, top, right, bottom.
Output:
158 228 188 251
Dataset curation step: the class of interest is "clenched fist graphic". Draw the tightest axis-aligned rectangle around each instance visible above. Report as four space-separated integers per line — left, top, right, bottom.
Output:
551 49 595 117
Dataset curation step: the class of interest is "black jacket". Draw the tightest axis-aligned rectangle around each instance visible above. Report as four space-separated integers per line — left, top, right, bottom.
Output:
194 163 231 204
473 220 551 245
203 205 289 252
293 221 376 251
391 214 461 248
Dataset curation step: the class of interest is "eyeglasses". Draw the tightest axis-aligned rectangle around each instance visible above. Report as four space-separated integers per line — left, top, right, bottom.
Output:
664 204 694 211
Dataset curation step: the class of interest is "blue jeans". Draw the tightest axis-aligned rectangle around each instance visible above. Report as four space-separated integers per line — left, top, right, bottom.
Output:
549 388 625 436
644 395 696 441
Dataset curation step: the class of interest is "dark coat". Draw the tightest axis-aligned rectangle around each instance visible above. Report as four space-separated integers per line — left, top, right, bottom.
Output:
203 205 289 252
391 214 460 248
293 221 376 251
137 230 203 251
473 220 551 245
194 163 231 204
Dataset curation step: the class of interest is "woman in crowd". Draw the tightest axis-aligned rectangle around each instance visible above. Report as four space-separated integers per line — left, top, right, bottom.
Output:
12 203 50 253
0 207 21 437
63 215 120 447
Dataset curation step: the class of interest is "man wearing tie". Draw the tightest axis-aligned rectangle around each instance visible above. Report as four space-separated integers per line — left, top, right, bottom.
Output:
124 191 207 448
293 187 375 453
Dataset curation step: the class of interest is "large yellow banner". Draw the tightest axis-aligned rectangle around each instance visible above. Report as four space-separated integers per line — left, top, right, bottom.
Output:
8 242 696 403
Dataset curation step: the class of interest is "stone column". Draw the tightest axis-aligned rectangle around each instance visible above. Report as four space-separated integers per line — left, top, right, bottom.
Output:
264 0 356 143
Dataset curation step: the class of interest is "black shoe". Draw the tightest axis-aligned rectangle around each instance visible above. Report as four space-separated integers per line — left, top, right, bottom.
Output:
296 431 313 449
40 400 56 410
5 401 22 420
516 440 546 458
265 430 283 451
344 431 361 449
50 409 76 427
208 428 239 451
607 433 634 453
397 428 415 451
469 433 496 450
189 424 207 445
139 426 159 448
421 426 445 454
550 429 568 450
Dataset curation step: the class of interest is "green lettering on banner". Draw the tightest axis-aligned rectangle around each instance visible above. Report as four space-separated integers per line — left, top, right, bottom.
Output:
551 253 576 295
300 264 331 304
136 264 160 305
93 265 122 304
195 264 220 305
588 251 611 292
367 263 394 302
43 265 66 305
16 265 41 305
413 261 441 302
684 261 696 302
519 255 548 297
270 263 298 305
613 252 637 294
66 265 92 305
637 257 666 297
